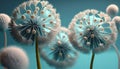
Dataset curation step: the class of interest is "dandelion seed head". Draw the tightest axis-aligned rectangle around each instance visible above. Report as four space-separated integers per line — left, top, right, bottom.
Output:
106 4 119 17
69 9 116 53
39 27 78 68
10 0 61 44
0 46 29 69
0 13 11 31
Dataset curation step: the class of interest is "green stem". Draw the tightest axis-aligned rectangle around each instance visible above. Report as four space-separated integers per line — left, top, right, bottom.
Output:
90 52 95 69
35 37 41 69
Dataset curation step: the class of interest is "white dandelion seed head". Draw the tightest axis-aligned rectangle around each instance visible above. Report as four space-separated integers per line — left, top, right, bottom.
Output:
0 46 29 69
0 13 11 31
39 27 78 68
106 4 119 17
10 0 61 45
69 9 115 53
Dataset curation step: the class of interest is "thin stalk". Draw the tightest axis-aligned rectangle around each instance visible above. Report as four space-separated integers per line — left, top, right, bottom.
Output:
4 32 7 69
4 31 7 47
35 36 42 69
90 52 95 69
112 43 120 69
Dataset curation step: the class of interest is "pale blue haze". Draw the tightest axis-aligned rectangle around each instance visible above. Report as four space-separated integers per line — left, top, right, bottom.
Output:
0 0 120 69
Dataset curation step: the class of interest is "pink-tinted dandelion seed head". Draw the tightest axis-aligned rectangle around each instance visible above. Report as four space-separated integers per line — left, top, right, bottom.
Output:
0 46 29 69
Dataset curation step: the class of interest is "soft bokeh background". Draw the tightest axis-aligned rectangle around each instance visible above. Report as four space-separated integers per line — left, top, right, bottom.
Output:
0 0 120 69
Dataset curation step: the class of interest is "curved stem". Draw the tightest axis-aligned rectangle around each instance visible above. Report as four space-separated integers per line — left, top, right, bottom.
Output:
90 52 95 69
35 36 41 69
4 32 7 69
4 32 7 47
112 43 120 69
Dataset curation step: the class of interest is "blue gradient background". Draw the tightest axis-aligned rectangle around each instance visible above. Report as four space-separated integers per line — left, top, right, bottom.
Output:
0 0 120 69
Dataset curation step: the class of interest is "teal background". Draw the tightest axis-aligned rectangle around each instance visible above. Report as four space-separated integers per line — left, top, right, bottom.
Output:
0 0 120 69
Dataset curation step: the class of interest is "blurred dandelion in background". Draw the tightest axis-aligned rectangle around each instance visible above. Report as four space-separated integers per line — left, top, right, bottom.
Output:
0 13 11 69
106 4 119 18
0 13 11 47
9 0 61 69
106 4 120 69
0 46 29 69
69 9 117 69
39 27 78 69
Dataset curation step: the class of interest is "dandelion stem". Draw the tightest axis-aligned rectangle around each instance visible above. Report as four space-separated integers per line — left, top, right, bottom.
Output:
35 36 42 69
90 51 95 69
112 43 120 69
4 31 7 47
4 31 7 69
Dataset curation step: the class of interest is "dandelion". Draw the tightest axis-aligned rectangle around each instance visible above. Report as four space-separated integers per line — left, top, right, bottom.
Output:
9 0 61 69
106 4 119 18
39 27 78 69
69 9 117 69
0 13 11 47
0 13 11 69
111 17 120 69
10 1 60 44
0 46 29 69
